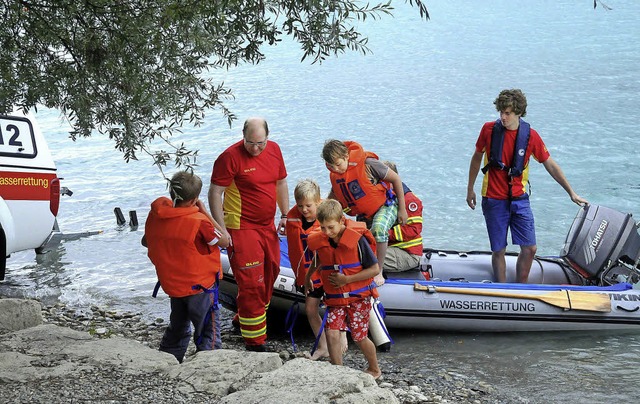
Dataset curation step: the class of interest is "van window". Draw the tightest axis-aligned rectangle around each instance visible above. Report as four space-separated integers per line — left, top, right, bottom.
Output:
0 115 37 159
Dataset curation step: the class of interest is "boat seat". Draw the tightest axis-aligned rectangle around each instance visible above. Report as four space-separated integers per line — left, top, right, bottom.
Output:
385 268 424 280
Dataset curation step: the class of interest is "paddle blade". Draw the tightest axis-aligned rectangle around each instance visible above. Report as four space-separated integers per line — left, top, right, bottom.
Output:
565 291 611 313
414 283 612 313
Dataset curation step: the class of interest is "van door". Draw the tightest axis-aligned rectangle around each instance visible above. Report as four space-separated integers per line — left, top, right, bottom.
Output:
0 111 60 280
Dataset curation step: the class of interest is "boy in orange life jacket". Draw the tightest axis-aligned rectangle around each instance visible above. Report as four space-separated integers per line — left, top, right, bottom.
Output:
322 140 408 287
382 161 424 272
286 179 348 360
305 199 381 379
143 171 229 363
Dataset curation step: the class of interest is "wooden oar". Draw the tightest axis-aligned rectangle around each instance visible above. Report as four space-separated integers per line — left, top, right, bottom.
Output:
414 283 611 313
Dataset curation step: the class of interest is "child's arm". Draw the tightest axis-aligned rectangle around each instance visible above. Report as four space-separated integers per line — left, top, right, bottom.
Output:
304 253 319 294
329 263 380 288
196 199 230 247
383 169 408 225
329 237 379 287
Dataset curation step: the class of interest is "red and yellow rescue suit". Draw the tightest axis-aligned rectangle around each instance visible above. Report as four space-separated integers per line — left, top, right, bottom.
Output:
307 219 379 307
388 188 424 256
211 139 287 346
329 141 391 219
285 205 322 288
145 197 221 297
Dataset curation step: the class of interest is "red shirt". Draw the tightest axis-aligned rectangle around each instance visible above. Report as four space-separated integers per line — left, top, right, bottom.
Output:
211 140 287 229
475 121 550 200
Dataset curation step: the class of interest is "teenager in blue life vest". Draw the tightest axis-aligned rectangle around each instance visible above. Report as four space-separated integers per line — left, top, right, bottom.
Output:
466 89 587 283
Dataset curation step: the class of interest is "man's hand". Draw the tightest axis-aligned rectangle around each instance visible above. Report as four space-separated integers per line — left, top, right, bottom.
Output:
222 229 232 247
277 217 287 235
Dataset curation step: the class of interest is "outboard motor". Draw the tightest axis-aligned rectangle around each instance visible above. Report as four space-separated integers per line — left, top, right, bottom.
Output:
561 204 640 285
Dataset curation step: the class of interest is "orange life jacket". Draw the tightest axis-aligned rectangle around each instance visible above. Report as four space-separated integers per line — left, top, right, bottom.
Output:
388 188 424 256
285 205 322 287
329 141 391 219
307 219 378 306
145 197 221 298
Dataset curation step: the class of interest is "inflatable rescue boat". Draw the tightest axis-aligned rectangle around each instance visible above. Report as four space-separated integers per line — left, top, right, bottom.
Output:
219 204 640 334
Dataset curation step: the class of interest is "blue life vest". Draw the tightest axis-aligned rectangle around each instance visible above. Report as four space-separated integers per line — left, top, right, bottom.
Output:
481 118 531 178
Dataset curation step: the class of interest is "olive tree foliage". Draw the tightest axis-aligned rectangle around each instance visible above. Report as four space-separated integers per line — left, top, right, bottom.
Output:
0 0 429 171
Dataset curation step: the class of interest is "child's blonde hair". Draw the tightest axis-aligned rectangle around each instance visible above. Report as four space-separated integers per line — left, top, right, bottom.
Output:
169 171 202 205
321 139 349 164
317 199 344 223
294 179 321 203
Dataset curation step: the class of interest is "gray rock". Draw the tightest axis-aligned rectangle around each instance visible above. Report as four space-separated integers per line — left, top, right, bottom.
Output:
167 349 283 396
0 299 512 403
220 358 397 404
0 298 42 333
0 322 398 403
0 324 177 382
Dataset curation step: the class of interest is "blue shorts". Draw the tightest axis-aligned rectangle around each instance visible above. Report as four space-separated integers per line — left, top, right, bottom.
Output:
481 196 536 252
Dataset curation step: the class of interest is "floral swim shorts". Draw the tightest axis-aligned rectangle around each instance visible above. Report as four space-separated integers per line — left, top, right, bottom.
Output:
326 298 372 342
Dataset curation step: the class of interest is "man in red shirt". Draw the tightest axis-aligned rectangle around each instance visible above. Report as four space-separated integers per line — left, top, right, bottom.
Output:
208 117 289 351
466 89 587 283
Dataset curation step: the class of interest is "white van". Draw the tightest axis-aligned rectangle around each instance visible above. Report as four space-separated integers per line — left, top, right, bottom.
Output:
0 110 65 280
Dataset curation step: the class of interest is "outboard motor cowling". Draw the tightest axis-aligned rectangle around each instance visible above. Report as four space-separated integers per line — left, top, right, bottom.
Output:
561 204 640 283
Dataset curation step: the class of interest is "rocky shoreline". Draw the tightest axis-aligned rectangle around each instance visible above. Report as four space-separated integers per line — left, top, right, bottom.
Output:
0 298 526 403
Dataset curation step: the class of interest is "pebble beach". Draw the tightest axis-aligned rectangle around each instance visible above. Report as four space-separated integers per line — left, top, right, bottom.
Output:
16 301 529 403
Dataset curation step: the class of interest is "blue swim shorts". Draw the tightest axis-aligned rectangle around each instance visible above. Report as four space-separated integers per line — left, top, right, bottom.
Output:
481 196 536 252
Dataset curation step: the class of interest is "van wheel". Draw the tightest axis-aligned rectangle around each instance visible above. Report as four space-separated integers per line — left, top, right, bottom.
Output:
0 225 6 281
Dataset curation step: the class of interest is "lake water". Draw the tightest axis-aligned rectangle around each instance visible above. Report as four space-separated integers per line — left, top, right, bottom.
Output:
2 1 640 402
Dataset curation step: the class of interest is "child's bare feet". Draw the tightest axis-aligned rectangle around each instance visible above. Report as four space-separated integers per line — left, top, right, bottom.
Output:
373 274 385 286
309 348 330 361
365 367 382 380
340 331 348 353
